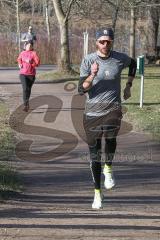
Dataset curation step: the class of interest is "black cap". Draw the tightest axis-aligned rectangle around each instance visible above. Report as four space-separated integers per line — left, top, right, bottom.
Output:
26 40 33 46
96 28 114 40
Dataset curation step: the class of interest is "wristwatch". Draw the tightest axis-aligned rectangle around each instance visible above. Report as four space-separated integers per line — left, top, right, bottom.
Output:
126 82 132 87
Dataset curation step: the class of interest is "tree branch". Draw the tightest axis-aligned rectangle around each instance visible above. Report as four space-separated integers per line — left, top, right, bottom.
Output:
1 0 26 8
64 0 75 23
103 0 116 8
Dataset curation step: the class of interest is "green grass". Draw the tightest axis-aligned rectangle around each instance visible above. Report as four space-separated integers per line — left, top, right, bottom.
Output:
0 101 22 199
121 66 160 140
0 103 14 159
0 162 21 193
37 67 79 82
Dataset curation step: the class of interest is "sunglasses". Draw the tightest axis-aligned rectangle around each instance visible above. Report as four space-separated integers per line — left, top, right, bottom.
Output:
98 40 112 45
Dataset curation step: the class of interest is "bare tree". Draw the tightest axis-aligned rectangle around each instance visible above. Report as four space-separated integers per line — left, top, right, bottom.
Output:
52 0 75 72
1 0 26 52
122 0 140 58
123 0 160 58
16 0 21 52
130 5 136 58
101 0 122 32
44 0 51 43
146 1 160 59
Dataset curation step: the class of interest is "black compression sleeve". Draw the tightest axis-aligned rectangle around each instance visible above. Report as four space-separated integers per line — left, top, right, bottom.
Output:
78 76 89 95
128 58 137 77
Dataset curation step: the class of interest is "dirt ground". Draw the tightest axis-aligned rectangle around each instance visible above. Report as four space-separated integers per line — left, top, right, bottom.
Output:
0 67 160 240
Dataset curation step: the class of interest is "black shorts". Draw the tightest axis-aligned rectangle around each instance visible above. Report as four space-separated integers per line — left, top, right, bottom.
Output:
83 110 122 146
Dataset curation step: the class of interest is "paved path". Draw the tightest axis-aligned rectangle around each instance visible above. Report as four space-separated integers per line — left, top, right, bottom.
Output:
0 67 160 240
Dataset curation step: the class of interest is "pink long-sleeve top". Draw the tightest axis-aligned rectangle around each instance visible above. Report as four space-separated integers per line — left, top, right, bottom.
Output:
17 50 40 75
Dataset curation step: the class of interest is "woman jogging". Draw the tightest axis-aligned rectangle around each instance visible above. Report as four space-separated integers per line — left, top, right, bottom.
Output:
17 40 40 112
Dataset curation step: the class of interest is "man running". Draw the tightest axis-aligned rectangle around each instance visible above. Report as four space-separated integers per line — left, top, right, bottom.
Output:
78 28 137 209
21 26 37 49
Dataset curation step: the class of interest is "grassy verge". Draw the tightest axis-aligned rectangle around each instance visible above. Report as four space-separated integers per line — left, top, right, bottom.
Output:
0 101 22 199
121 66 160 140
37 67 79 82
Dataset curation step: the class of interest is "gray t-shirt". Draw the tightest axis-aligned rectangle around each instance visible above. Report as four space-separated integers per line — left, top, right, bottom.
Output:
80 51 131 117
21 32 37 42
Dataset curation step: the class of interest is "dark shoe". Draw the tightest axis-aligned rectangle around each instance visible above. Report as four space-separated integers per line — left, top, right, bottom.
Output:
23 104 29 112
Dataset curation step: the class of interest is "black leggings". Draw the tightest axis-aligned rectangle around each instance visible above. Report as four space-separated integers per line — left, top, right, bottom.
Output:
83 112 122 190
20 74 35 106
89 137 117 190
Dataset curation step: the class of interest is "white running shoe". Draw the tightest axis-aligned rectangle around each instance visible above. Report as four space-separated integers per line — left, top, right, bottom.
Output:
92 190 103 209
103 165 115 190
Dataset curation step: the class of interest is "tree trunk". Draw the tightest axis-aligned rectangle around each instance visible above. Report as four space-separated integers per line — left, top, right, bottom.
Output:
112 2 120 50
59 20 71 71
52 0 72 72
147 5 159 59
16 0 21 53
31 1 35 17
45 0 51 43
130 6 135 58
112 5 119 33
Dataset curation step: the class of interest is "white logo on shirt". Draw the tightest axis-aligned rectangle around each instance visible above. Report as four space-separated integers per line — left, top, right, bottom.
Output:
105 70 109 76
